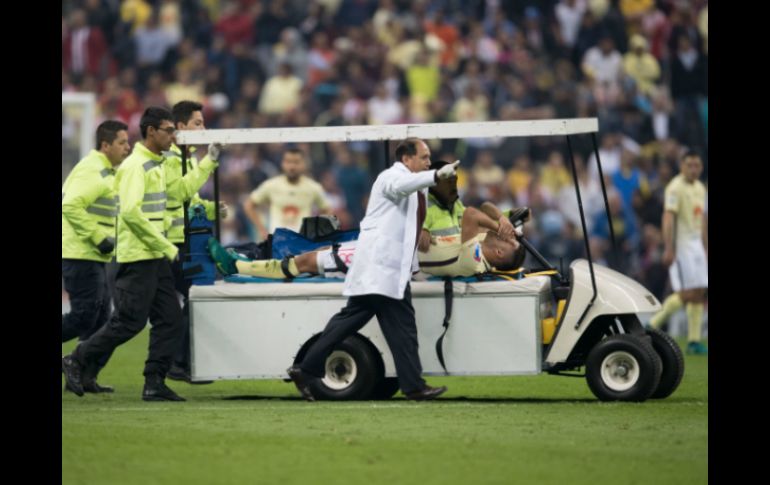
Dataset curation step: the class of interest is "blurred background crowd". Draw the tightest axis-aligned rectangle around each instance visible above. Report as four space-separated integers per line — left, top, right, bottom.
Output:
61 0 708 301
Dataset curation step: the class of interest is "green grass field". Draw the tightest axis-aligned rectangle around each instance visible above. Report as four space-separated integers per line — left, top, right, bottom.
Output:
62 330 707 485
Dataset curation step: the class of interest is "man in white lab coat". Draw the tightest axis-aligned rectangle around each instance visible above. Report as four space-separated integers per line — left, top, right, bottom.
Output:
287 138 460 401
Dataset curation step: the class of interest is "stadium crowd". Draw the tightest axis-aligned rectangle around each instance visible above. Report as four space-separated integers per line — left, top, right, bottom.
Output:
62 0 708 302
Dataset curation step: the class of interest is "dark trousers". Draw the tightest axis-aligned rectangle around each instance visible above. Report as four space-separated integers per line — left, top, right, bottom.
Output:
73 258 184 377
62 259 113 369
171 243 192 369
105 259 119 306
62 259 111 342
299 284 426 394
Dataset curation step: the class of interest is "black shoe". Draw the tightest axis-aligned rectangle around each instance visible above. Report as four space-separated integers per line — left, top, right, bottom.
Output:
62 355 84 397
80 363 114 393
405 385 448 401
167 365 213 385
83 381 114 393
64 380 114 394
142 375 186 402
287 366 315 401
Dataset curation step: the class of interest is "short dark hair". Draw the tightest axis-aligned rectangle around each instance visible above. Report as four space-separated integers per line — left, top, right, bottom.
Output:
139 106 174 139
284 147 304 158
95 120 128 149
681 149 702 161
394 138 422 163
172 100 203 125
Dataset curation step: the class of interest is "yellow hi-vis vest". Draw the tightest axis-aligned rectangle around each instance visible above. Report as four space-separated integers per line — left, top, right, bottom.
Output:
163 143 217 244
423 193 466 241
114 142 178 263
61 150 118 262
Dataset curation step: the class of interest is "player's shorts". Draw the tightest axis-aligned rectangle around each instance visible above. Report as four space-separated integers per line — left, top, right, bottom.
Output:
315 241 357 278
669 238 708 291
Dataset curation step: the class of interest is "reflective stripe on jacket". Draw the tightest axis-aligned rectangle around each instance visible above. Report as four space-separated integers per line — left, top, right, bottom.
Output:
62 150 118 262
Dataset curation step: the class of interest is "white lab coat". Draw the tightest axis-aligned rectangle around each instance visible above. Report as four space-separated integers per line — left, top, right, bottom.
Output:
343 162 436 299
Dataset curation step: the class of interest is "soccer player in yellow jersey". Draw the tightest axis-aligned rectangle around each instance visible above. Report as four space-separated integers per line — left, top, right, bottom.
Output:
243 148 331 241
416 206 522 276
649 152 708 354
209 203 524 279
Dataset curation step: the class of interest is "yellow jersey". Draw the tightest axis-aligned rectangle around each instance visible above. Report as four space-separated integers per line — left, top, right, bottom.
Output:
249 175 330 233
664 174 706 244
418 233 491 277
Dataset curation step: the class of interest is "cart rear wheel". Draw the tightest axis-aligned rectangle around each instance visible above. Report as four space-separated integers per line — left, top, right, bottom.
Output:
308 335 380 400
645 328 685 399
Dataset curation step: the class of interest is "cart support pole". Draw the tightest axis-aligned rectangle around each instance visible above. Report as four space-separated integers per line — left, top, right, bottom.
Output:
181 145 190 259
591 132 616 251
213 166 220 241
566 135 597 329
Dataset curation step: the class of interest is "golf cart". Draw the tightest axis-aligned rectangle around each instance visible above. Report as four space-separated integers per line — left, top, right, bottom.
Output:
177 119 684 402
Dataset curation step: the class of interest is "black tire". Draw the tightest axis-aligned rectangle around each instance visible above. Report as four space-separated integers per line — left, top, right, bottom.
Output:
372 377 400 400
645 328 685 399
586 334 663 402
307 335 380 400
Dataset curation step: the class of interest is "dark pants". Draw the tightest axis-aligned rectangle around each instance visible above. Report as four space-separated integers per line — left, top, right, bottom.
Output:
299 284 426 394
171 243 191 370
62 259 111 342
62 259 113 369
73 258 184 377
105 259 119 307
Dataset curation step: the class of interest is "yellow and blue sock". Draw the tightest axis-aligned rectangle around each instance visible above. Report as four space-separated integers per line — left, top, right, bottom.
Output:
235 258 299 279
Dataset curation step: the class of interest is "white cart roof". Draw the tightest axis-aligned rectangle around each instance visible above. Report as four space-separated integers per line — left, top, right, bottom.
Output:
176 118 599 145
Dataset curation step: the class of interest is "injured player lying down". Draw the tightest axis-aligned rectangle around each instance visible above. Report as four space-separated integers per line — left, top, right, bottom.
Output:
208 206 526 280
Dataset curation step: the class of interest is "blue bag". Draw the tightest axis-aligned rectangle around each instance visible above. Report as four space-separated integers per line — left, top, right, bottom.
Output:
270 227 359 259
182 204 216 285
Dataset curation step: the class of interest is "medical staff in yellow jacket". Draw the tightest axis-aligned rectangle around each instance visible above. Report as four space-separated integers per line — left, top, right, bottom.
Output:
164 101 225 245
163 100 224 383
418 159 467 252
63 107 188 402
61 120 130 393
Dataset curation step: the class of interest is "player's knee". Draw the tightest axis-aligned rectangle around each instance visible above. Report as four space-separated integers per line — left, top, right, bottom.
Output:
295 253 319 273
679 289 706 303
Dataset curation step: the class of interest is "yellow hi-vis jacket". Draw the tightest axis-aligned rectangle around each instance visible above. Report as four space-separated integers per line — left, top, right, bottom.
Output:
61 150 118 262
115 142 178 263
163 143 218 244
423 192 466 238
